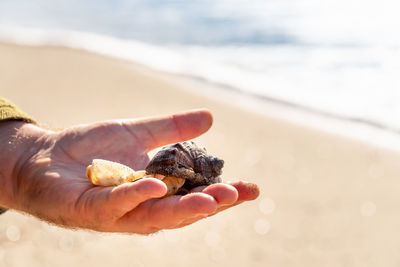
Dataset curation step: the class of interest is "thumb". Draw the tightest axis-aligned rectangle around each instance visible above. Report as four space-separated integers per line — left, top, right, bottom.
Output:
119 109 213 151
90 178 167 220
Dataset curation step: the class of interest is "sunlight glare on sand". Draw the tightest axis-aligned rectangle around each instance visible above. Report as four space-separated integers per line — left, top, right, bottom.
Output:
209 247 226 262
316 142 333 159
253 218 271 235
244 147 262 167
259 198 276 214
0 248 5 264
41 221 59 233
163 229 182 243
129 261 145 267
204 231 221 247
278 154 296 171
136 235 159 249
295 168 313 184
32 230 48 246
5 225 20 242
360 201 377 217
58 235 75 252
368 163 385 179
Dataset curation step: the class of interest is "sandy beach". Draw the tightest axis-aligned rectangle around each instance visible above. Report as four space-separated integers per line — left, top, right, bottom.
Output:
1 42 400 267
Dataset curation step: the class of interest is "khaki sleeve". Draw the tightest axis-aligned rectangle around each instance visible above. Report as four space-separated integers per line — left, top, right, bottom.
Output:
0 98 35 123
0 98 35 214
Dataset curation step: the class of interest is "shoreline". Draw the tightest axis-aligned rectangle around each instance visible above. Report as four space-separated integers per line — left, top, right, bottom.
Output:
160 64 400 151
1 27 400 140
2 39 400 150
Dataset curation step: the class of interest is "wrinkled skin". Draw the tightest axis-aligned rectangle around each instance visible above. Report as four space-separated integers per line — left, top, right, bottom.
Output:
0 109 259 234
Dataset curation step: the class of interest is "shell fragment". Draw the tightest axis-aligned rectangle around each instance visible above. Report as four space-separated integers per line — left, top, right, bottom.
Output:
161 176 186 196
144 174 185 196
86 159 145 186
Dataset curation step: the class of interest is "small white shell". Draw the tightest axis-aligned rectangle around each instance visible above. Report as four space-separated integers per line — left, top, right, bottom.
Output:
86 159 144 186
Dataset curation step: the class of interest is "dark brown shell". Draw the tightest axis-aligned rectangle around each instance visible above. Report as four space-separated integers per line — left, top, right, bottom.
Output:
145 141 224 189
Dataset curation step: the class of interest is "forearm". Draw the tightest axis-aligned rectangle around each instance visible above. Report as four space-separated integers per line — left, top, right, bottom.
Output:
0 98 36 211
0 121 38 208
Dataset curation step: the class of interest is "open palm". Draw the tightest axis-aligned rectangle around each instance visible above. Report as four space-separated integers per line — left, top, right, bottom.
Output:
15 109 259 234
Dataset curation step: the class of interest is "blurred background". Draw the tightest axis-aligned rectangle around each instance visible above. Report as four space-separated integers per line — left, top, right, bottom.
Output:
1 1 400 267
1 0 400 130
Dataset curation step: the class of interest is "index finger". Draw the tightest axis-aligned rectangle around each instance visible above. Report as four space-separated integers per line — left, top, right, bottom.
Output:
120 109 213 151
115 192 218 234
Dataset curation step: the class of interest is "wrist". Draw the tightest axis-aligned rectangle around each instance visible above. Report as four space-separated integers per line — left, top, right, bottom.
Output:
0 121 48 209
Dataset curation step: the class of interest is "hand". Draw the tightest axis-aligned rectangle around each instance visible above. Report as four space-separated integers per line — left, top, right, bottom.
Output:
0 109 259 234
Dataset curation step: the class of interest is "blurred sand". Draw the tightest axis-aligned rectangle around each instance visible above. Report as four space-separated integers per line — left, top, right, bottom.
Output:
1 42 400 267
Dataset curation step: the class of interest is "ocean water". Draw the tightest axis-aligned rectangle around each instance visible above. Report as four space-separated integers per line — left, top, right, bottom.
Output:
1 0 400 131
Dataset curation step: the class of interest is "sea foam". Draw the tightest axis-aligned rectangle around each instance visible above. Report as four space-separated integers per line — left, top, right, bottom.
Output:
1 26 400 134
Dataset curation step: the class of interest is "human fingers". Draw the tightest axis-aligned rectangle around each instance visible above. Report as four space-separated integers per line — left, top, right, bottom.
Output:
170 184 239 228
191 181 259 203
116 192 218 234
227 181 260 201
190 183 238 205
78 178 167 224
140 184 239 231
112 181 258 233
189 181 259 215
107 178 167 214
119 109 213 151
176 181 260 227
208 181 260 214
